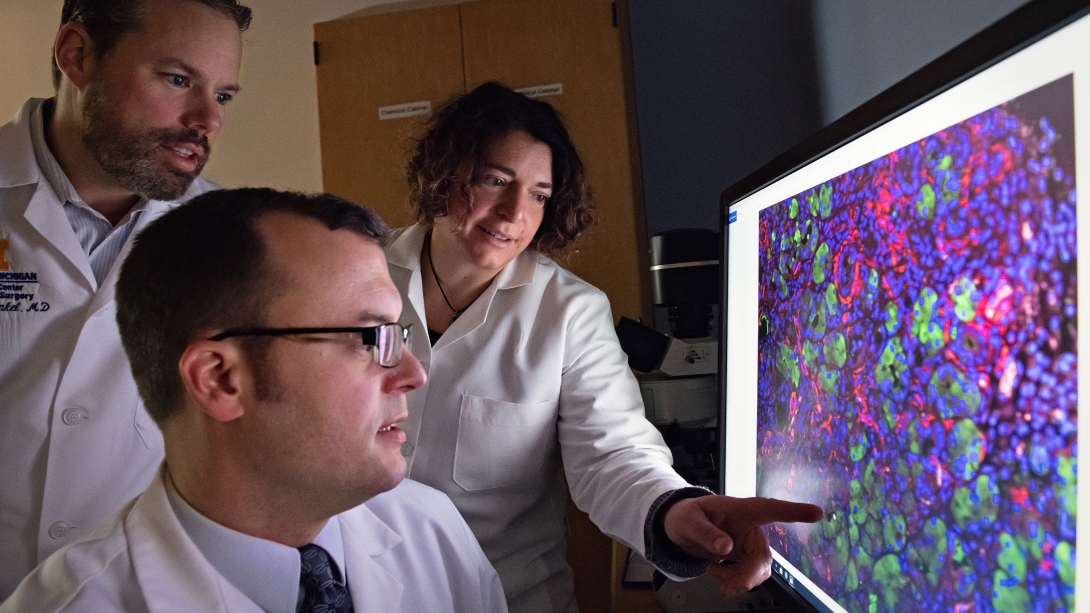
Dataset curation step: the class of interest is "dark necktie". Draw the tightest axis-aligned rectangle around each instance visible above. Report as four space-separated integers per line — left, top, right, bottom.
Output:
298 543 354 613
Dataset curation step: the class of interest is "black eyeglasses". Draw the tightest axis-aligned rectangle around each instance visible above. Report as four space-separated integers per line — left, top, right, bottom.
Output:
209 323 413 368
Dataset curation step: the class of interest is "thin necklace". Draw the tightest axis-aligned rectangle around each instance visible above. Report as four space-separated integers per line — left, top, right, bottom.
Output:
426 233 466 325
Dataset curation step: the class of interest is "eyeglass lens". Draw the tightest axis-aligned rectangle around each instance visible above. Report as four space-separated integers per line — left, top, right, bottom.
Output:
375 324 411 367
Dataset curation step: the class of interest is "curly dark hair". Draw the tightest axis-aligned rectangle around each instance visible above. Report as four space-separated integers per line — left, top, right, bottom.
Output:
406 82 595 259
52 0 252 90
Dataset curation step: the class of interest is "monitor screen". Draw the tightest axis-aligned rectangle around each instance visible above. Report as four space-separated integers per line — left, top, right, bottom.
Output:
719 3 1087 612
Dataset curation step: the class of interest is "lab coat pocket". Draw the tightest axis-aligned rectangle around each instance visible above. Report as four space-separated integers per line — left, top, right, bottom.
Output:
454 395 558 491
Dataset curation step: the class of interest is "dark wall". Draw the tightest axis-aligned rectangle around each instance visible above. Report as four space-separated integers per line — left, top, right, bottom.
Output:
627 0 824 236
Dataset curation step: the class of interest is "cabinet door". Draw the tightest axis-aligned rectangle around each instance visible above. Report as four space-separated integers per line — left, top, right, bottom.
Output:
460 0 649 323
314 6 465 229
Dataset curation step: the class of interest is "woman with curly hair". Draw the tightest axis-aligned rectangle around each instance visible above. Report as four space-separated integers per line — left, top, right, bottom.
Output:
384 82 821 613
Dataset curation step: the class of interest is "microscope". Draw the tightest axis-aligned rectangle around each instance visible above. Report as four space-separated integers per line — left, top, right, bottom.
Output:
617 228 719 492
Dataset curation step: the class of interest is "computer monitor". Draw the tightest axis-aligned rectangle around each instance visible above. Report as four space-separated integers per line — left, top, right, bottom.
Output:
718 1 1087 611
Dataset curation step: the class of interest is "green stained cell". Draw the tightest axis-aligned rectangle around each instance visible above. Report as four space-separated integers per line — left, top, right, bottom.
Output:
824 332 847 368
814 243 830 284
819 183 833 218
808 191 819 217
862 267 879 307
883 513 907 551
951 536 967 563
789 198 799 219
868 593 877 613
836 532 851 567
949 276 978 322
850 440 867 463
875 337 908 392
928 364 981 418
778 273 788 298
819 283 837 316
849 479 861 497
939 154 953 170
777 342 801 388
949 418 985 480
849 523 860 547
864 516 882 550
991 571 1030 613
1056 455 1077 516
918 518 947 587
881 400 897 430
873 554 907 610
862 459 877 491
1056 541 1075 594
924 517 947 553
793 228 802 246
911 288 945 355
885 302 899 334
855 549 873 574
820 365 839 394
845 560 858 591
992 533 1031 613
952 475 998 527
917 183 936 219
810 297 827 336
802 340 819 366
1020 526 1045 561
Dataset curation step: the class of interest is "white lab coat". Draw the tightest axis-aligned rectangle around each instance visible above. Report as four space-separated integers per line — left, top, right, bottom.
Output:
386 224 691 612
0 98 214 597
0 467 508 613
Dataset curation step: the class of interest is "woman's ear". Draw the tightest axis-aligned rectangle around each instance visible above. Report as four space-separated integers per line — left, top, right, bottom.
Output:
54 22 97 91
179 340 247 423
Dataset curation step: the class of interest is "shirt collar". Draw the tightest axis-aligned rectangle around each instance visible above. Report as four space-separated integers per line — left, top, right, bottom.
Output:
29 97 150 226
29 98 80 206
165 471 346 613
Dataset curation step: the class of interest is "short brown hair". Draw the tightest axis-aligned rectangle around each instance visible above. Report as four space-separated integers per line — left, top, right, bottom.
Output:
116 188 386 425
406 82 595 259
52 0 252 90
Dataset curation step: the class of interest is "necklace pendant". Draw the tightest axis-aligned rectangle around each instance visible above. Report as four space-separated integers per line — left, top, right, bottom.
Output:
449 313 460 325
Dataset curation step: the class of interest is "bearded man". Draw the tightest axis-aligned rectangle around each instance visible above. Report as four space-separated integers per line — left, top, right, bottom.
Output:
0 0 251 597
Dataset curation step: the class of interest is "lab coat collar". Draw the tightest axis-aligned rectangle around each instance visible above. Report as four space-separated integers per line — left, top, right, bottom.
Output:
0 99 42 189
130 464 409 612
339 503 405 611
129 466 252 613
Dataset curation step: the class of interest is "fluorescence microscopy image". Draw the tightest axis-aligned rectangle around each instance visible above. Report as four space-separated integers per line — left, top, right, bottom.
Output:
756 75 1077 613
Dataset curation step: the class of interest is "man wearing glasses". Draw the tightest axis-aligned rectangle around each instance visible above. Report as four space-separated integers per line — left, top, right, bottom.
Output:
1 188 507 612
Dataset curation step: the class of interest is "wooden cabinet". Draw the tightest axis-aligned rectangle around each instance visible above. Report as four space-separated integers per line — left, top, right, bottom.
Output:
314 4 464 230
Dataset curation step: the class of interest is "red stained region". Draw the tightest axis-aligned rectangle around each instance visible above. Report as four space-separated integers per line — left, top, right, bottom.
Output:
1009 486 1029 506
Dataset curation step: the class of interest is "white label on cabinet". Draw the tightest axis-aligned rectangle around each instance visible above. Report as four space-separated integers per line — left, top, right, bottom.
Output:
515 83 563 99
378 100 431 120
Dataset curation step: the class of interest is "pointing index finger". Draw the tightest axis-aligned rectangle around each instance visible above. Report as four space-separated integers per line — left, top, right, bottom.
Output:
743 497 824 525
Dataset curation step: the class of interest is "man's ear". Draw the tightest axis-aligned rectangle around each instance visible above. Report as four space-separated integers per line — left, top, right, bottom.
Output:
54 22 96 91
179 340 247 423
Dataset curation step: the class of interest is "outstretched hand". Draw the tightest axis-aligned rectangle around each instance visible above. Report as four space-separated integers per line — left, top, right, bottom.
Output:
662 495 823 597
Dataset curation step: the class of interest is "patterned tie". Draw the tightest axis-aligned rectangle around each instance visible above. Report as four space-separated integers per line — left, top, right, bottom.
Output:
298 544 354 613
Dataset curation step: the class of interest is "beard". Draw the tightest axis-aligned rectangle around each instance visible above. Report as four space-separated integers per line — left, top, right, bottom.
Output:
80 79 211 201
